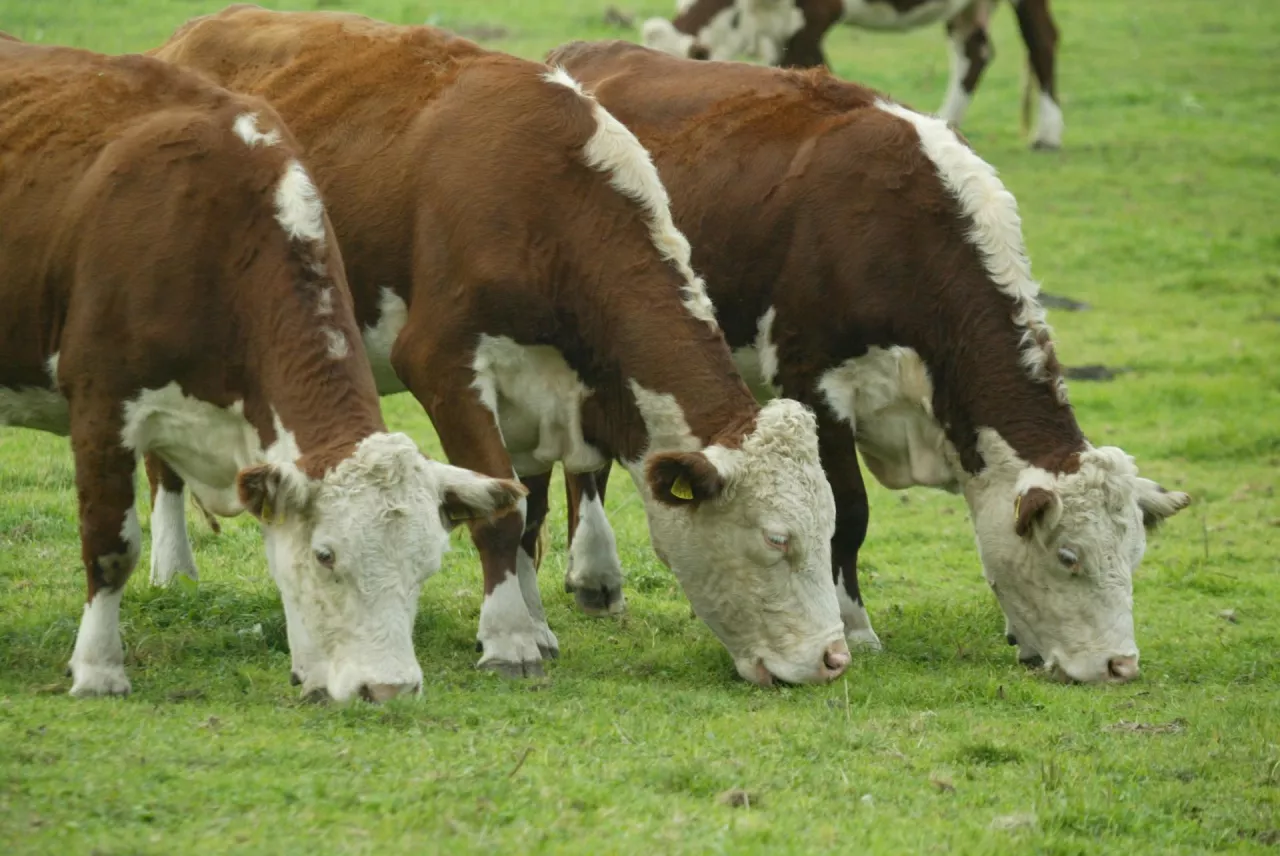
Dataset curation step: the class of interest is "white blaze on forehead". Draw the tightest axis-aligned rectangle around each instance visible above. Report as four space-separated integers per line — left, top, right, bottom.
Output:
233 111 281 148
875 100 1068 406
274 159 327 246
363 287 409 395
541 67 718 329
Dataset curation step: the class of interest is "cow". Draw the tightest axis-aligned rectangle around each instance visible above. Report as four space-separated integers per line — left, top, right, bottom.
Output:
543 40 1190 683
148 6 851 687
0 37 528 701
641 0 1064 150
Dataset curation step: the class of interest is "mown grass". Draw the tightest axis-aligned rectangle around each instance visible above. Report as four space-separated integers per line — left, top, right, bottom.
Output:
1 0 1278 852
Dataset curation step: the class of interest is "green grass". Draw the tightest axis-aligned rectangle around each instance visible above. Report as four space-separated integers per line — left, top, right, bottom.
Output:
2 0 1278 852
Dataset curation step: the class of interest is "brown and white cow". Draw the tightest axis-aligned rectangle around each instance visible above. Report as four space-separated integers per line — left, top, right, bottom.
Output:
641 0 1064 149
544 40 1190 683
148 7 851 686
0 38 527 700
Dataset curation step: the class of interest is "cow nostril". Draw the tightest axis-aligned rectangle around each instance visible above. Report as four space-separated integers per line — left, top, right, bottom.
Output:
823 641 851 675
1107 655 1139 681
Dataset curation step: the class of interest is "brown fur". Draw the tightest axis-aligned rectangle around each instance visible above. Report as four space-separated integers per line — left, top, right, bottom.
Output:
549 40 1086 612
151 8 760 625
647 452 727 508
0 38 386 600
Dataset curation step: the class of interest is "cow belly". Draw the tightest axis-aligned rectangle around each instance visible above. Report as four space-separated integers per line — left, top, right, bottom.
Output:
0 385 70 435
471 336 606 478
841 0 971 30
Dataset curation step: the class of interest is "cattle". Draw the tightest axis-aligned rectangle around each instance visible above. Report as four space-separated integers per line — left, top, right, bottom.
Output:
641 0 1064 149
148 6 850 687
0 37 528 701
545 40 1190 683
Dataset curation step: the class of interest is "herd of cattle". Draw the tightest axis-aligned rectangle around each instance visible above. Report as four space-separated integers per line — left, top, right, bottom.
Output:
0 2 1189 703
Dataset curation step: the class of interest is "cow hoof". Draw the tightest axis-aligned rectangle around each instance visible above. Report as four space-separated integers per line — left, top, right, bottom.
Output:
1030 140 1060 152
68 664 131 698
538 643 560 660
569 583 626 617
478 658 546 679
846 627 883 653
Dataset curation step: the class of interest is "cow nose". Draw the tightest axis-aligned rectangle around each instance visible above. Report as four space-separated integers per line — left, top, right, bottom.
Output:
1107 655 1139 682
358 682 420 703
822 641 851 677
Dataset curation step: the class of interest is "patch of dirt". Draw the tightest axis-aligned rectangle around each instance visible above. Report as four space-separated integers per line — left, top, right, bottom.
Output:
717 788 758 808
1104 718 1187 734
1065 364 1130 382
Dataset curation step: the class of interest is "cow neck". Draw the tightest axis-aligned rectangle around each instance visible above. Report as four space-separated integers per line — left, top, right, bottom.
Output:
904 264 1085 476
239 264 386 479
577 282 759 463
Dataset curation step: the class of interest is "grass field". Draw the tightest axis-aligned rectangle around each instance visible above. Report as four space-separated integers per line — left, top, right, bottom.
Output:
2 0 1278 852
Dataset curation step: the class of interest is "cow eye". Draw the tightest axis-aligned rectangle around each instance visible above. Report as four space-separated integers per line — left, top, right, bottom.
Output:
763 531 790 552
1057 547 1079 571
314 547 336 569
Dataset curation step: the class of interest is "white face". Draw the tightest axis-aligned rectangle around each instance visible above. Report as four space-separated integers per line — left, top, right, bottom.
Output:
966 433 1189 683
641 17 702 58
243 433 524 702
631 400 849 685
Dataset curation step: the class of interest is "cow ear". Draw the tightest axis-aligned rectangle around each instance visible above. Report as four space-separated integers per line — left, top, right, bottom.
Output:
237 464 312 525
1135 478 1190 529
433 463 527 529
1014 485 1062 538
647 451 725 508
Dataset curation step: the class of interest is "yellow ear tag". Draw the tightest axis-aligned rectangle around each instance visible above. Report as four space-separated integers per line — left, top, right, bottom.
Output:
1013 494 1022 525
671 475 694 501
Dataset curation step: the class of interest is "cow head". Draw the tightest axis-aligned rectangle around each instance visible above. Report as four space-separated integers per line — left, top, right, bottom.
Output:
240 432 525 702
631 399 848 686
965 431 1189 683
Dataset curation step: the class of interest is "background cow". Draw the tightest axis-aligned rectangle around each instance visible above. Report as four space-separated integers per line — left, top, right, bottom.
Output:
642 0 1064 149
149 7 851 687
546 40 1190 683
0 38 526 701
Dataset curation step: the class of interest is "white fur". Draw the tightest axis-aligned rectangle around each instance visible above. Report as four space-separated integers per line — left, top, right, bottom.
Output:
362 287 409 395
148 484 199 585
0 352 68 435
641 18 701 58
841 0 969 30
471 335 607 476
836 576 883 651
477 571 545 670
623 387 845 685
566 491 626 614
1032 91 1065 149
817 347 960 490
542 68 718 329
875 100 1068 405
754 307 779 387
69 587 130 697
322 327 349 360
516 545 558 655
316 287 334 317
232 112 281 148
274 159 326 246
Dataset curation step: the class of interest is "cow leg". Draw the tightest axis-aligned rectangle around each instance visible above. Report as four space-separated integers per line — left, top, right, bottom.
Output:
143 454 199 586
563 466 626 616
67 409 142 697
391 330 553 678
515 472 558 655
1013 0 1063 149
939 0 995 129
814 406 882 651
779 0 844 68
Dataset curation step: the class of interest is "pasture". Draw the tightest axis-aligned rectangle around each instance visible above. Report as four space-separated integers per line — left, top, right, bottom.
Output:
1 0 1277 851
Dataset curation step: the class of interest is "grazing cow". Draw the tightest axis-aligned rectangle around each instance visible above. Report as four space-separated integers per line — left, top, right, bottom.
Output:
150 6 850 686
641 0 1064 149
545 41 1190 683
0 37 527 700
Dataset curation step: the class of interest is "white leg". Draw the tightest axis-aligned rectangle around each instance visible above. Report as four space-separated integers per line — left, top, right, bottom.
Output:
69 588 131 697
1031 90 1064 149
517 546 559 657
938 29 974 128
837 574 883 652
149 484 199 586
477 572 546 677
565 491 626 615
